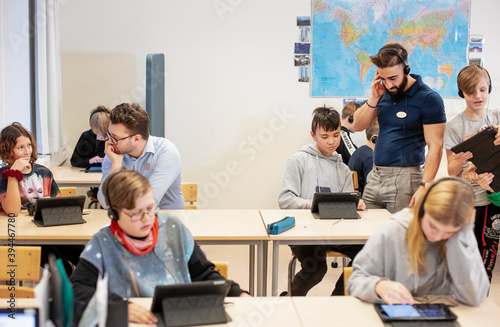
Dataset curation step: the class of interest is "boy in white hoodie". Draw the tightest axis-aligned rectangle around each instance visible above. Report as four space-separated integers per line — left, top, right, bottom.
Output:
278 106 365 296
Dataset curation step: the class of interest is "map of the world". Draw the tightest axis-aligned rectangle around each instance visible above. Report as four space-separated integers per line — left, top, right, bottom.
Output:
311 0 470 98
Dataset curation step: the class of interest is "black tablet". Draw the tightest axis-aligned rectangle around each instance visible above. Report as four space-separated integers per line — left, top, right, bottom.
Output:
84 166 102 173
150 280 231 313
311 192 360 219
374 303 457 322
32 195 86 227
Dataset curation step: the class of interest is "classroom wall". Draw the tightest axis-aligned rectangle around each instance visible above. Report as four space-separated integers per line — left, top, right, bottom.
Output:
59 0 500 209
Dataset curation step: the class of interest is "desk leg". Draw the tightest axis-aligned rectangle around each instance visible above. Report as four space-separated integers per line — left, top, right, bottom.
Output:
256 240 268 297
249 245 255 296
272 240 280 296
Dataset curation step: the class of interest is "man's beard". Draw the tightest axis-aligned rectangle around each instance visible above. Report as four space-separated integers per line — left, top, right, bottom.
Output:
385 75 408 100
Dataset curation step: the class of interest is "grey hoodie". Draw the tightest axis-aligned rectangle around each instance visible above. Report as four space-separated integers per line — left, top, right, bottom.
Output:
347 208 490 306
278 144 353 209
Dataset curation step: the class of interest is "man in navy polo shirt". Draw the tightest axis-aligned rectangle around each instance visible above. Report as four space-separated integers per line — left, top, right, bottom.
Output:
352 43 446 213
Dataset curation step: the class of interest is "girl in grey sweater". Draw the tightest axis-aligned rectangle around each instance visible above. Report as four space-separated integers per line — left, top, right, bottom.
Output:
347 178 489 306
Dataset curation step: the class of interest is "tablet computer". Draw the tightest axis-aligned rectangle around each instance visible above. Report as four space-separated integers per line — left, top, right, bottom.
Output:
32 195 86 227
150 280 231 313
374 303 457 322
0 308 39 327
84 165 102 173
311 192 360 219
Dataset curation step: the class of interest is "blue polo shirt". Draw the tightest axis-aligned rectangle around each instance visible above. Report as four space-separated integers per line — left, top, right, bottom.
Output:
374 74 446 167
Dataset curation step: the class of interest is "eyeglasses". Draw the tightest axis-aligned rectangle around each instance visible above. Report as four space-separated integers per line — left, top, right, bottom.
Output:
119 207 159 222
106 131 135 144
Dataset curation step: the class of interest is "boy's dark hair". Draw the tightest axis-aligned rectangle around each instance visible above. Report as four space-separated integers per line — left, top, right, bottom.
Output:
365 119 379 141
0 122 38 166
370 43 408 69
311 106 341 134
110 103 150 140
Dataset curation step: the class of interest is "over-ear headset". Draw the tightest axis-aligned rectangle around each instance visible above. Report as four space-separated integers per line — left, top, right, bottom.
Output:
378 48 410 75
104 172 119 221
418 177 471 218
371 135 377 144
457 66 492 98
348 116 354 124
89 107 111 121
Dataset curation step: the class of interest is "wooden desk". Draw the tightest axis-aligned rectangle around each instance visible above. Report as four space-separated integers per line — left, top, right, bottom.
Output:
51 166 102 188
0 209 269 296
259 209 391 295
165 210 269 297
292 296 500 327
129 297 300 327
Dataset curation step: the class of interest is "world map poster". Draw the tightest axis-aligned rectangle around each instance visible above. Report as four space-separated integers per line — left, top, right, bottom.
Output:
311 0 470 98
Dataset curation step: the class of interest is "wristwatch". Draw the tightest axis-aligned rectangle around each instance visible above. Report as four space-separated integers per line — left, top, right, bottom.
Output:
420 182 427 188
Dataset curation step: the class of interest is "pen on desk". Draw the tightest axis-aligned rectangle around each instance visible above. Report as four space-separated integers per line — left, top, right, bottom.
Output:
332 218 344 226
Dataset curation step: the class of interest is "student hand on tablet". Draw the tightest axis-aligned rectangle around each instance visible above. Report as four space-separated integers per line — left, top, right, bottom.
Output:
375 280 414 305
478 172 495 193
357 199 366 210
128 302 158 325
493 125 500 146
89 156 103 164
452 151 473 166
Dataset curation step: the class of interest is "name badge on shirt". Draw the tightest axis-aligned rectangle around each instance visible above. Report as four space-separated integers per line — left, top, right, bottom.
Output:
396 111 407 119
144 163 151 170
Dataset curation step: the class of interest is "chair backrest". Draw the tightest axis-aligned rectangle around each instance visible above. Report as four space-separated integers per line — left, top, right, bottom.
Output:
0 246 41 298
59 187 77 197
212 261 228 279
351 171 359 191
343 266 353 296
181 182 198 210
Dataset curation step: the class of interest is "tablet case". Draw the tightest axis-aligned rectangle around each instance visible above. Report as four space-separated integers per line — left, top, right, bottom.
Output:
267 216 295 235
32 196 86 227
318 202 358 219
450 126 500 191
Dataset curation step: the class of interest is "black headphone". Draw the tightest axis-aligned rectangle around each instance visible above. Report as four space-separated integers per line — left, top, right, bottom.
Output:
378 48 410 75
348 116 354 124
89 107 110 121
457 66 492 98
104 172 120 221
418 177 471 218
371 135 377 144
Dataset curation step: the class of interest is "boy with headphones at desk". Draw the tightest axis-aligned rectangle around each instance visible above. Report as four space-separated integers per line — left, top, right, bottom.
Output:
444 65 500 282
70 170 249 326
347 178 489 306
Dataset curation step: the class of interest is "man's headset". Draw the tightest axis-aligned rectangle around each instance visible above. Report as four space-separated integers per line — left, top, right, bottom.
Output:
378 48 410 75
104 172 120 221
418 177 471 218
457 66 492 98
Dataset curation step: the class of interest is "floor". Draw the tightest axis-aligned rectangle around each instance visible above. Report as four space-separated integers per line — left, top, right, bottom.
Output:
203 244 500 306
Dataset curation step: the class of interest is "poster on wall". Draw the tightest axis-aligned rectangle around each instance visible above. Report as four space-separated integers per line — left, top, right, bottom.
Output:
311 0 471 98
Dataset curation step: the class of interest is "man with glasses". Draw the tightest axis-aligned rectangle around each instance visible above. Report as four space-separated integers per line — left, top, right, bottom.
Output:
97 103 184 209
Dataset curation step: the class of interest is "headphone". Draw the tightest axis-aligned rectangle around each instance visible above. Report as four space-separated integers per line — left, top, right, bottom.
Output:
89 107 111 121
378 48 410 75
418 177 471 218
457 66 492 98
104 172 120 221
348 116 354 124
371 135 377 144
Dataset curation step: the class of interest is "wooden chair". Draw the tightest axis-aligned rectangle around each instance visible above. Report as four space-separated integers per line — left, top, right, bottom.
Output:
0 246 41 298
213 261 229 279
343 266 353 295
351 170 359 192
181 182 198 210
287 251 350 294
59 187 76 197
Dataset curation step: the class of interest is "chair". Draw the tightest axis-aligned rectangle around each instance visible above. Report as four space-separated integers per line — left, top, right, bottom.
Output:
0 246 41 298
59 187 76 197
343 266 353 295
287 251 350 294
213 261 229 279
351 170 359 192
181 182 198 210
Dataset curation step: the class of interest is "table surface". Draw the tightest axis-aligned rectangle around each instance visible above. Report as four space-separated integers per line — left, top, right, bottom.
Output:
0 209 269 244
260 209 391 242
50 166 102 187
6 296 500 327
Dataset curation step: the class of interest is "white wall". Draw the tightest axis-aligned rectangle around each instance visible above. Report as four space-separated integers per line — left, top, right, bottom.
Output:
58 0 500 209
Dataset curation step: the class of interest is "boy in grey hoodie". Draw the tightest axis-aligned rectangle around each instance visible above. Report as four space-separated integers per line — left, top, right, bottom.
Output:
278 107 365 296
